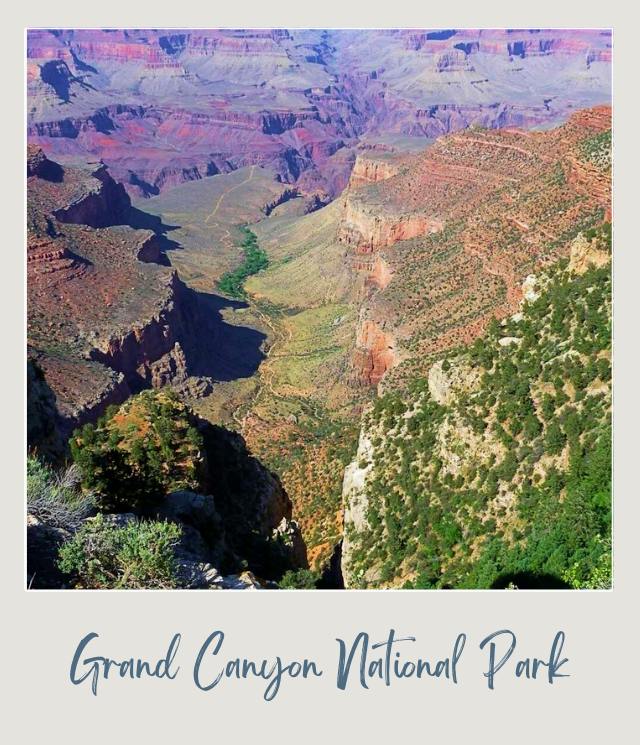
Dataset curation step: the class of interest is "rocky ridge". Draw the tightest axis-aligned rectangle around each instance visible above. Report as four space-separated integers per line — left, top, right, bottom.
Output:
27 147 218 445
338 106 611 390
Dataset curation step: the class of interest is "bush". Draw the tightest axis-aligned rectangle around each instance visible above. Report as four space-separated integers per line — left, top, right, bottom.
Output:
58 515 182 589
278 568 319 589
70 390 204 512
544 422 566 455
27 456 94 530
217 227 268 298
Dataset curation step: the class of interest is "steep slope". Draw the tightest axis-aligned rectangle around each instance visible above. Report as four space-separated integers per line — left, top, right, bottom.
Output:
28 389 307 589
342 229 611 589
27 147 235 443
340 106 611 389
184 106 611 574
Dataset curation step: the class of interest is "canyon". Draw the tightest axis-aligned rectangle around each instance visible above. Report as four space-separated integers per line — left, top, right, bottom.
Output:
27 145 265 444
26 29 612 588
28 29 610 202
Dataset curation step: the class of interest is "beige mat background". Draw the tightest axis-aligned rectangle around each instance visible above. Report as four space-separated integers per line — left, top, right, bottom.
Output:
2 1 637 742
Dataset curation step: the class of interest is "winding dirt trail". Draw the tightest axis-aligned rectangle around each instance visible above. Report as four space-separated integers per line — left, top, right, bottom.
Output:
205 166 256 225
230 300 292 429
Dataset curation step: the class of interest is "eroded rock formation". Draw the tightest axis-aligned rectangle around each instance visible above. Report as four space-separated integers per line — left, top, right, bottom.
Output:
27 29 611 200
26 148 221 443
341 106 612 390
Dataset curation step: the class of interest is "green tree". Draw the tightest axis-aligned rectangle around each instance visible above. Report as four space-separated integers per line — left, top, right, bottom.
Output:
70 390 204 512
544 422 566 455
279 569 319 589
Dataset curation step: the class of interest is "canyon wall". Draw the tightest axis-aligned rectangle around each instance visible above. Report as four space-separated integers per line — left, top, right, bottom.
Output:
348 154 402 188
339 106 612 391
27 29 611 199
27 148 217 442
338 193 443 252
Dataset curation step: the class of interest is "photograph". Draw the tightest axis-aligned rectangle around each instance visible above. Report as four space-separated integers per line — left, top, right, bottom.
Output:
26 27 612 591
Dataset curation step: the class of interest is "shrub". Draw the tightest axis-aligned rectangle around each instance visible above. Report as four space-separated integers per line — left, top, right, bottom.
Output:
58 515 182 589
580 130 611 171
279 568 319 589
523 413 542 440
562 537 611 589
544 422 566 455
70 390 204 512
27 456 94 530
217 227 268 298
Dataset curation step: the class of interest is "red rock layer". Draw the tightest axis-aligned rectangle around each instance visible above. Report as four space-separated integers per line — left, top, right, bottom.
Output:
26 29 611 199
348 155 402 188
343 106 612 388
26 147 211 438
352 319 398 387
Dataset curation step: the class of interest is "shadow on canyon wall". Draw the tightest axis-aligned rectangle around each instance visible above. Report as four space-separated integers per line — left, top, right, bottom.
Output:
189 291 266 383
127 206 182 258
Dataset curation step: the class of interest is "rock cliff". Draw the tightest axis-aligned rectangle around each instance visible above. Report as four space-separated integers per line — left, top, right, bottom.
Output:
340 106 612 391
27 148 218 443
348 153 402 188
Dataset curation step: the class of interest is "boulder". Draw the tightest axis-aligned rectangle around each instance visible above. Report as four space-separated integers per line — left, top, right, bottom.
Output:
272 518 308 569
154 490 222 545
27 514 70 589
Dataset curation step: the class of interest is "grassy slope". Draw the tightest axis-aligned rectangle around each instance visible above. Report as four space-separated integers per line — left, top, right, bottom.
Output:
136 166 289 291
238 201 367 568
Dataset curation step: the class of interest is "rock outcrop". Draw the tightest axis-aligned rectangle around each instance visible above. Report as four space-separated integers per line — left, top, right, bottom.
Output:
52 165 131 227
26 149 219 444
352 318 398 388
27 514 71 589
338 193 443 252
341 430 376 587
348 154 402 188
27 356 65 459
568 232 610 275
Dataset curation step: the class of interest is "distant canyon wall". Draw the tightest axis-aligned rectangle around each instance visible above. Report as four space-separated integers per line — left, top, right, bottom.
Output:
27 29 611 199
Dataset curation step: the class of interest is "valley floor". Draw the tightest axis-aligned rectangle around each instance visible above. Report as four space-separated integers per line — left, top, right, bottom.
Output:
138 169 366 570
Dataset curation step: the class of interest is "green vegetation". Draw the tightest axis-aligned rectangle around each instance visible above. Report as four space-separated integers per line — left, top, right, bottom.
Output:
27 456 94 530
218 227 268 298
70 390 204 512
28 387 308 588
583 221 612 252
58 514 182 589
346 249 611 590
279 568 320 589
580 129 612 171
258 415 359 564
